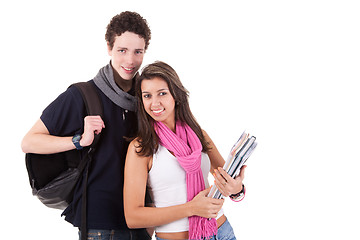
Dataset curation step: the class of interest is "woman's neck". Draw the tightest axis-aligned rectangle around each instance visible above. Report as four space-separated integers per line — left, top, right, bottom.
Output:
161 120 176 133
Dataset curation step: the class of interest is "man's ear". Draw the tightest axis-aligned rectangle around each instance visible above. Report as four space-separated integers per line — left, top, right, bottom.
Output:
107 42 112 56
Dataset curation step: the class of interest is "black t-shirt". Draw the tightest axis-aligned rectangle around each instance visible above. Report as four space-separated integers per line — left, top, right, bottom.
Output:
41 80 137 229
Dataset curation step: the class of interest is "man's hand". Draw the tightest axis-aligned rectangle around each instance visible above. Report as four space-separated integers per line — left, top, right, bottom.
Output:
80 115 105 147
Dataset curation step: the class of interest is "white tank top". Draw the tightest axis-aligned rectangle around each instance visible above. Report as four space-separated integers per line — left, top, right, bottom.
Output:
147 145 224 233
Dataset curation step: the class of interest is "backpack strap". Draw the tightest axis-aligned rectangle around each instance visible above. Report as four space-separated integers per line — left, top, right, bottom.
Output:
71 82 103 240
72 82 103 148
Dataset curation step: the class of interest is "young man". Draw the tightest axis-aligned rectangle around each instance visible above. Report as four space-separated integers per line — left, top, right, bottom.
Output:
21 11 152 240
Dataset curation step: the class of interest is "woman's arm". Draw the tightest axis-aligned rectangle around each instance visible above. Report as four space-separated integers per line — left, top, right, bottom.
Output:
202 130 226 171
123 139 224 229
203 130 246 197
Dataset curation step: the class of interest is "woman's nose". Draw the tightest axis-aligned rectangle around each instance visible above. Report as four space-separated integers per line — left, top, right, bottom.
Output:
151 96 160 106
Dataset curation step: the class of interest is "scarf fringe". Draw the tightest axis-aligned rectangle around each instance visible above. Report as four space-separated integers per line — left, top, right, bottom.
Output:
189 216 217 240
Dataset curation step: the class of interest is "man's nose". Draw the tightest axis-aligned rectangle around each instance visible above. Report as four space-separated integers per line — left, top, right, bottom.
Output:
125 53 135 64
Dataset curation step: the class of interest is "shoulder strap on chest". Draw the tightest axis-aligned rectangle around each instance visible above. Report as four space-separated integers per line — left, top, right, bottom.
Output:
71 82 103 148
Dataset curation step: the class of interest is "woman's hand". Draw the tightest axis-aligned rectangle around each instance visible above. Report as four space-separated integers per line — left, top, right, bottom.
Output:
187 187 224 219
213 165 246 197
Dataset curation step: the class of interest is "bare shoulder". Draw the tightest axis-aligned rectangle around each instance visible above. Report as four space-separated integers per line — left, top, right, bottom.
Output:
126 138 153 171
202 129 209 137
202 129 213 145
126 138 143 158
128 138 146 152
129 138 141 150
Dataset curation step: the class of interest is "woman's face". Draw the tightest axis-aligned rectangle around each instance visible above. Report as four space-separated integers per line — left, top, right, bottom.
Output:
141 77 176 130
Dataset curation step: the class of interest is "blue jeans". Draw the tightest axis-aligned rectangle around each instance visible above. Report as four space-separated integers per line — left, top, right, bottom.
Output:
79 228 152 240
155 218 236 240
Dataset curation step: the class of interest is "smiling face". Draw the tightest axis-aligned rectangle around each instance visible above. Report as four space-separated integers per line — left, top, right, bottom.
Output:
107 31 146 80
141 77 176 130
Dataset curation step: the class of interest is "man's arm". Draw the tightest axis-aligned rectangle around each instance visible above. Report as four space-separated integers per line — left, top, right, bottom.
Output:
21 116 105 154
21 118 75 154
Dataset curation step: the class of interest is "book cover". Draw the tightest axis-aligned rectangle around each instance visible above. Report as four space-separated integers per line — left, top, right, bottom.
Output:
208 131 257 199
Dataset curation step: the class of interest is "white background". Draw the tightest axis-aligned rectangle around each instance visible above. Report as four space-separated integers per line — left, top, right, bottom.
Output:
1 0 359 239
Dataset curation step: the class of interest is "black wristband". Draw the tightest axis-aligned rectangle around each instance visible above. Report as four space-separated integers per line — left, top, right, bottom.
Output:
229 184 245 201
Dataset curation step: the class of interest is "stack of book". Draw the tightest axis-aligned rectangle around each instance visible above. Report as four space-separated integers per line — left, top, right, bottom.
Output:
208 131 257 199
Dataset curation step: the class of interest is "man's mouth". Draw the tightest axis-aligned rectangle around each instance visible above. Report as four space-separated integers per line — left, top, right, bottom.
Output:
122 66 134 72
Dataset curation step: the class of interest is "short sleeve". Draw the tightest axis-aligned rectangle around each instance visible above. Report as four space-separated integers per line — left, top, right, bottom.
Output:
40 85 86 136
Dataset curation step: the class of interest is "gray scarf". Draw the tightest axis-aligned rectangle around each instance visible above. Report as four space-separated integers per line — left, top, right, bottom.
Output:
93 63 137 112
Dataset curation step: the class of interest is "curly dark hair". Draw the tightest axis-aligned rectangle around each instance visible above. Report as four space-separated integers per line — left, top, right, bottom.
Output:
105 11 151 50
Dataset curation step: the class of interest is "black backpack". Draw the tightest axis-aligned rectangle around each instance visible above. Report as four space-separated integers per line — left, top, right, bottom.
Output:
25 82 102 239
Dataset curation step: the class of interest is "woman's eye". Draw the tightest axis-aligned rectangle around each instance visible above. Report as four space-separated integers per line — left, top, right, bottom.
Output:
159 92 167 96
143 94 150 99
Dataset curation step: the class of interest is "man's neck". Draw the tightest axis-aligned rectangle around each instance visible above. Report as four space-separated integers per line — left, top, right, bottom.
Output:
112 67 133 92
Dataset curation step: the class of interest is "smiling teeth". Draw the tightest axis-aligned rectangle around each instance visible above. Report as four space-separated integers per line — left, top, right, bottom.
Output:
123 67 133 71
153 109 163 114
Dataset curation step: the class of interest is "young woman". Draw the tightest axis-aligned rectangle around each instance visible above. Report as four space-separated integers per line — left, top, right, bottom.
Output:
124 61 246 240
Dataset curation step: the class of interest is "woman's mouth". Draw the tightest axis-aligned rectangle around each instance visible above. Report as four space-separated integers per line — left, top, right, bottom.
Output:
152 109 164 115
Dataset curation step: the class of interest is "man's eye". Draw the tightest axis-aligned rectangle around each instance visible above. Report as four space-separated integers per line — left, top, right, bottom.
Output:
136 50 143 55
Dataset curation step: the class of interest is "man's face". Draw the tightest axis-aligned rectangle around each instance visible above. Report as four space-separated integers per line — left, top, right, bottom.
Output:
107 31 146 80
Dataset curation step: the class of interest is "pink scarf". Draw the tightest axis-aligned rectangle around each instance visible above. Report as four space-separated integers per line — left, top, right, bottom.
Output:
154 121 217 239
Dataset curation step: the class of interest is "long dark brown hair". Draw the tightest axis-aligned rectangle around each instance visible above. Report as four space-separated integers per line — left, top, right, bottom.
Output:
135 61 210 157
